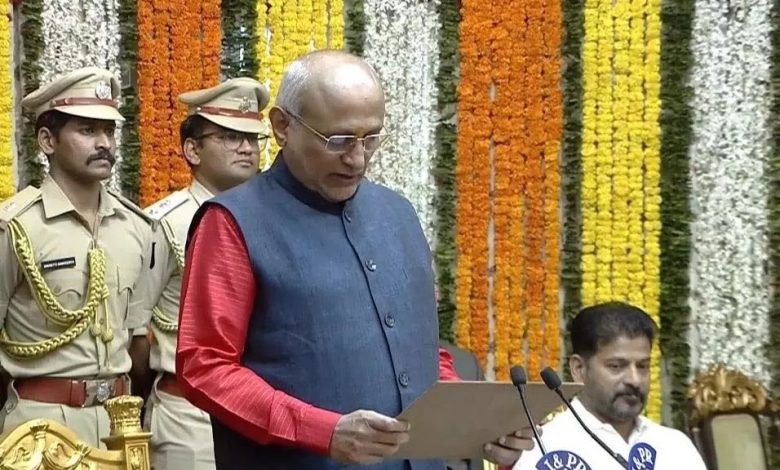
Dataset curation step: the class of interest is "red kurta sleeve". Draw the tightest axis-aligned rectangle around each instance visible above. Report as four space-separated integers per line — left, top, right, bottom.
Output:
438 347 461 381
176 205 341 455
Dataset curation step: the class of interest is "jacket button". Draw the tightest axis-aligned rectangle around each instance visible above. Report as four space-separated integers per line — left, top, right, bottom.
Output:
365 259 376 271
398 372 410 388
384 314 395 328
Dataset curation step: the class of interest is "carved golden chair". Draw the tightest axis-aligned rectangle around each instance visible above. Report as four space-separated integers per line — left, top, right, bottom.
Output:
0 395 151 470
688 365 780 470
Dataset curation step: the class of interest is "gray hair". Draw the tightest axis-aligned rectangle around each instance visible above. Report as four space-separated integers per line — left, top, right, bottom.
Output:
275 60 311 115
275 51 382 116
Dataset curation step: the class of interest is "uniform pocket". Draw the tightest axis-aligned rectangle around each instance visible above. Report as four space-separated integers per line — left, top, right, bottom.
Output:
42 269 88 308
117 267 138 325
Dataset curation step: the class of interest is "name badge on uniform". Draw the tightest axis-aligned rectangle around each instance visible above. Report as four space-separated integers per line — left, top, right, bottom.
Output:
40 257 76 272
536 450 592 470
628 442 657 470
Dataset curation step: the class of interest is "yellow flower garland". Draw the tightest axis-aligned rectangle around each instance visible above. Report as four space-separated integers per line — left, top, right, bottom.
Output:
594 0 614 304
256 1 270 80
627 0 645 311
256 0 340 168
0 1 14 200
312 0 326 49
611 0 630 302
328 0 344 49
580 0 599 306
581 0 663 421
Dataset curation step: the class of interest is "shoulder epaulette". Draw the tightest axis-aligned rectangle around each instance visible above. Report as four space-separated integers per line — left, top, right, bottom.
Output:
0 186 42 230
143 190 190 221
106 187 153 225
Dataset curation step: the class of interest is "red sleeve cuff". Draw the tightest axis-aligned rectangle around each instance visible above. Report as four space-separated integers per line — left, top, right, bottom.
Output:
298 405 342 455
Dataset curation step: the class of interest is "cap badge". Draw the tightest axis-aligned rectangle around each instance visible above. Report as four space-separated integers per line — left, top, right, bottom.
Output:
95 81 112 100
238 96 252 114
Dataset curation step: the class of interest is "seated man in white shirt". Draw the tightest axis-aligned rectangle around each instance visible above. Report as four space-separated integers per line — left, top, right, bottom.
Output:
514 302 706 470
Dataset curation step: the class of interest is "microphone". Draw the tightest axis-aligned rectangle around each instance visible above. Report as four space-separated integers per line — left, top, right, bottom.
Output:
540 367 628 469
510 366 546 456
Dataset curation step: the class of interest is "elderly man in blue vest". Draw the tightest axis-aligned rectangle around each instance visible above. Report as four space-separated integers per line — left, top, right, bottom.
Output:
175 50 533 470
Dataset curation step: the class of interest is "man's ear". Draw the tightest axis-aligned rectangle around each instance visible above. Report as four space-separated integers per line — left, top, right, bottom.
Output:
569 354 587 383
269 107 291 147
38 127 56 156
183 138 201 167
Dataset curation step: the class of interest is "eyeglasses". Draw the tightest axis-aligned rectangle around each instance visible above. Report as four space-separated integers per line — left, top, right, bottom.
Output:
198 131 270 151
283 109 389 153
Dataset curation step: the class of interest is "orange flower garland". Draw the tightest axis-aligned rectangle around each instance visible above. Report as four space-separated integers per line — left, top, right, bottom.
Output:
507 0 563 379
491 0 513 381
138 0 222 206
138 0 167 206
540 0 563 376
456 0 491 362
169 0 199 191
458 0 562 378
523 0 546 376
507 0 528 374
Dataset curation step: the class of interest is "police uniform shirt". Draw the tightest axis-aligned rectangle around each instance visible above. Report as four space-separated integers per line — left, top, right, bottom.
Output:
0 175 153 378
142 179 214 374
513 398 707 470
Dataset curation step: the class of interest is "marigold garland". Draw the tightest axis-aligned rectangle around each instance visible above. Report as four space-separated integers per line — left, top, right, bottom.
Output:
328 0 344 49
256 0 339 168
256 0 269 73
312 0 326 49
138 0 221 206
507 4 528 375
0 1 14 200
455 0 490 360
491 0 514 381
458 0 562 379
523 0 547 378
580 0 598 307
137 0 163 206
540 0 563 378
611 0 631 303
169 0 199 191
594 0 614 304
581 0 663 421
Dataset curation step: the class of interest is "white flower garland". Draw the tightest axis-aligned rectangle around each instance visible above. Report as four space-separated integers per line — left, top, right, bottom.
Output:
39 0 123 191
362 0 441 248
688 0 773 387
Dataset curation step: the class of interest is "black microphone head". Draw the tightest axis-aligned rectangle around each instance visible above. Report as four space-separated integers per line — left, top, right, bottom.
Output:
510 366 527 386
540 367 562 390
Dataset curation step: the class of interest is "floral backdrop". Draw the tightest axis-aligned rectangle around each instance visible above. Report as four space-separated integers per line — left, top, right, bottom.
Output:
1 0 779 454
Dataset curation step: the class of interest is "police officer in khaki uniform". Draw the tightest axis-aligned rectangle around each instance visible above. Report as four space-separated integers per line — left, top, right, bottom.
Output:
138 77 270 470
0 67 153 447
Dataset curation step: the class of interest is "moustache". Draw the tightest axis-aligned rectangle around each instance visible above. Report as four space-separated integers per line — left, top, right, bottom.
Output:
614 386 645 402
87 150 116 165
